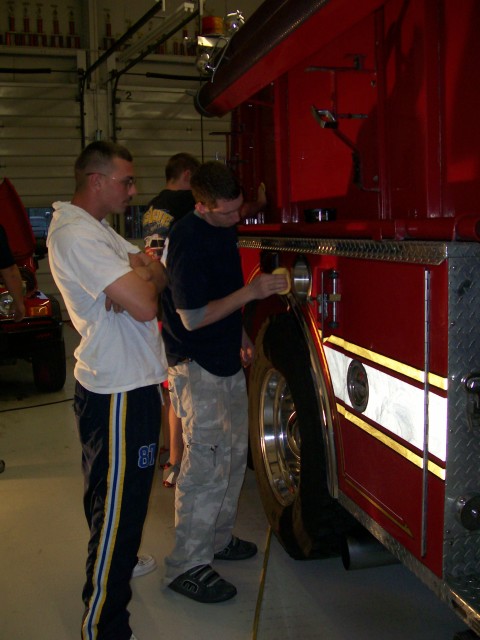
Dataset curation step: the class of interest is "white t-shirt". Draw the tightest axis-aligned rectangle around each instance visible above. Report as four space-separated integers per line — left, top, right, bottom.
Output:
47 201 167 393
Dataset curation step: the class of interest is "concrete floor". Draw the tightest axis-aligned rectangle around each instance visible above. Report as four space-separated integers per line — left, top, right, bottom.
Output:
0 258 473 640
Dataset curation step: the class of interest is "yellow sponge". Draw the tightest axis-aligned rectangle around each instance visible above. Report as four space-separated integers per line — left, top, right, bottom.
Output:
273 267 291 295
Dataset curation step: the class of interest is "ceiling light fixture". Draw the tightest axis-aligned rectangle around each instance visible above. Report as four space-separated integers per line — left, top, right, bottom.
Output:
118 2 196 64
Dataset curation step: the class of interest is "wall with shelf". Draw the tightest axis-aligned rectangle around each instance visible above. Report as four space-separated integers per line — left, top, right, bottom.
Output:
0 0 262 208
0 1 262 57
0 1 85 51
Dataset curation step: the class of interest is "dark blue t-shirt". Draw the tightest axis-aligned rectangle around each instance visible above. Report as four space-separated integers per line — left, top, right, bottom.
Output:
142 189 196 240
161 212 244 377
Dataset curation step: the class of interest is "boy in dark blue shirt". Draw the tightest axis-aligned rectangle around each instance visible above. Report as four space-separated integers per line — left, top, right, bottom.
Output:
162 161 288 603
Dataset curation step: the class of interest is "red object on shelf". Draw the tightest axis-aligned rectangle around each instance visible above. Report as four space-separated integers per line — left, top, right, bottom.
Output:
201 16 224 35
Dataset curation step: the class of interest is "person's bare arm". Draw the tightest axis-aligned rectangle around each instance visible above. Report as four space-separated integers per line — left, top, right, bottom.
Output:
128 251 168 291
103 252 167 322
241 182 267 219
182 272 288 330
1 263 25 322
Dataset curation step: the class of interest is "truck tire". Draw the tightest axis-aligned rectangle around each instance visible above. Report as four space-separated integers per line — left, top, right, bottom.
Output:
32 339 66 392
248 312 357 559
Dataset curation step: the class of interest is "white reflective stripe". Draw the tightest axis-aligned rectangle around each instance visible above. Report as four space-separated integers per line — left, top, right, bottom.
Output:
325 334 447 390
324 346 447 462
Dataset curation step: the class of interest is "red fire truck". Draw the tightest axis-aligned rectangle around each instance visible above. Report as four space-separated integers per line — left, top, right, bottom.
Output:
196 0 480 635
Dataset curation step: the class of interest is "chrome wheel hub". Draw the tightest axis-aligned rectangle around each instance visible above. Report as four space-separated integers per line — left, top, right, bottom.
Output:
259 369 300 506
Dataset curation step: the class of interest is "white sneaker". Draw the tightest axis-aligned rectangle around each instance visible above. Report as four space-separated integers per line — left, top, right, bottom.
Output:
132 554 157 578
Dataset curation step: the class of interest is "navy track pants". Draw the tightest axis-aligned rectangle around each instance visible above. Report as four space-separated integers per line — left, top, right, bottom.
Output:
74 382 161 640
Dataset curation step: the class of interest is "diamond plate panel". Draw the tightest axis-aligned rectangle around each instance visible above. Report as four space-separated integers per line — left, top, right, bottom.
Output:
444 249 480 616
239 236 449 264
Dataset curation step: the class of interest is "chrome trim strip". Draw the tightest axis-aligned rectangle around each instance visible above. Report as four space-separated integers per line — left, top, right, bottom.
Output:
239 237 448 265
289 300 340 498
421 269 431 556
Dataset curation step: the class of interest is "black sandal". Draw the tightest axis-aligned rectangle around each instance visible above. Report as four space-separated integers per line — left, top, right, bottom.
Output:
168 564 237 603
214 536 257 561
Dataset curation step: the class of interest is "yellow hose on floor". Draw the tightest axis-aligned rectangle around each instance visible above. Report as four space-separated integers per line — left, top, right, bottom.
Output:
252 526 273 640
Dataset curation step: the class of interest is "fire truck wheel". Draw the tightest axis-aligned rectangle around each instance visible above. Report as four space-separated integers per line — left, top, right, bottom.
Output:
248 312 356 560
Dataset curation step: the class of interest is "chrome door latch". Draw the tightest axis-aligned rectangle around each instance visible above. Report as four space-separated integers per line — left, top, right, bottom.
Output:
318 269 341 329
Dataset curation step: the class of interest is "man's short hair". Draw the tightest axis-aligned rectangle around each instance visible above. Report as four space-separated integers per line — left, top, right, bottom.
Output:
190 161 241 208
165 153 201 182
74 141 133 181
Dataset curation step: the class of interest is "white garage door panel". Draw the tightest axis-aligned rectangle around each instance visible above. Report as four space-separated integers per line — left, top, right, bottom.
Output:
117 102 200 120
0 100 78 118
0 84 78 100
121 137 225 154
0 67 228 209
3 140 80 156
116 129 203 145
0 125 79 139
6 177 75 203
0 81 81 206
2 155 77 169
115 87 197 104
114 84 229 204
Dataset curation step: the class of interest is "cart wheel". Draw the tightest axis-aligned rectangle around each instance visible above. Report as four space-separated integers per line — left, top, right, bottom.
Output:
0 460 5 473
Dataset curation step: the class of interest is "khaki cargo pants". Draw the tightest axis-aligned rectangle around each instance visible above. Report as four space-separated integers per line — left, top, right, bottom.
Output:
164 360 248 583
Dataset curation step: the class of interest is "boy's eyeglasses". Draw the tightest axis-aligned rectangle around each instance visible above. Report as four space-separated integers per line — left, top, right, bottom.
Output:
87 172 137 188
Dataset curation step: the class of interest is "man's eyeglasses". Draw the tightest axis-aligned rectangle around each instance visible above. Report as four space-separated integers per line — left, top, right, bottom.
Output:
87 172 137 188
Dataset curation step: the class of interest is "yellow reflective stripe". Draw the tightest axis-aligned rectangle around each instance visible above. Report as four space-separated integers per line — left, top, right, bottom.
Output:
338 404 445 480
324 334 448 391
